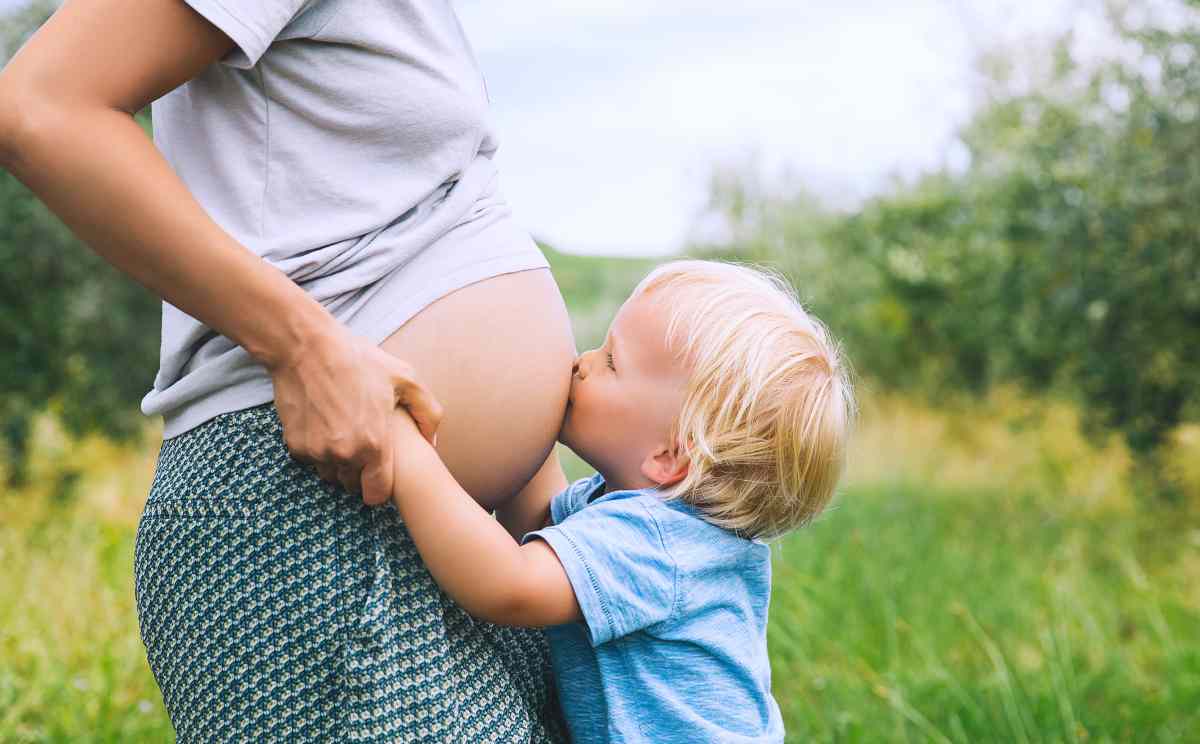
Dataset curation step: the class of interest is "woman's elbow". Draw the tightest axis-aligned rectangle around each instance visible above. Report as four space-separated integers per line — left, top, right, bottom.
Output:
0 88 28 165
0 92 64 169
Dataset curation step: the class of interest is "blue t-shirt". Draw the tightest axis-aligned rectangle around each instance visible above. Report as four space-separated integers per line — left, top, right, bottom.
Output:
522 473 785 743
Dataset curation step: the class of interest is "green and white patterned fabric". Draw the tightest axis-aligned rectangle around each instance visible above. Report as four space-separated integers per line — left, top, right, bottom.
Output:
134 402 568 743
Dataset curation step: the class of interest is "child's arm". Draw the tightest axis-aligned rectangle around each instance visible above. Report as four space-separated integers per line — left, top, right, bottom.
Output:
390 411 582 627
494 449 568 541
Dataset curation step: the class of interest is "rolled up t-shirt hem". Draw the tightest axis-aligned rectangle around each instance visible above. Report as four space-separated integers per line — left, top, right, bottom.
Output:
156 246 548 440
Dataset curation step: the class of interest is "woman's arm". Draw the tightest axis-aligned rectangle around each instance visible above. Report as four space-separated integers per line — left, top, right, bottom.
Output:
391 411 582 627
0 0 440 505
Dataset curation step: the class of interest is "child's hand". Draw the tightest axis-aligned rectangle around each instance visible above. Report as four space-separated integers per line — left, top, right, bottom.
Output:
391 404 427 443
390 407 442 495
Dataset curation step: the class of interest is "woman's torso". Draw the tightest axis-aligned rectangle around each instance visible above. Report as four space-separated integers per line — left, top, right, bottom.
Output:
141 0 576 507
142 0 506 433
148 0 495 252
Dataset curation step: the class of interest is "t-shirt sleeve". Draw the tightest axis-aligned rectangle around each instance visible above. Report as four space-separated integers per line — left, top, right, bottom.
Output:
183 0 317 69
548 475 602 526
523 497 678 646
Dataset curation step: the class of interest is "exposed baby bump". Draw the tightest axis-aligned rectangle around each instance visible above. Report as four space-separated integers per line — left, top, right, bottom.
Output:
379 267 575 510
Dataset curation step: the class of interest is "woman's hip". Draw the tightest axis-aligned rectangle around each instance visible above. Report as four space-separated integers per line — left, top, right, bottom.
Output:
133 403 567 742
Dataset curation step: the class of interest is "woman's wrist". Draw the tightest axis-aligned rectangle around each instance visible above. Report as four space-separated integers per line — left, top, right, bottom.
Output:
244 275 344 372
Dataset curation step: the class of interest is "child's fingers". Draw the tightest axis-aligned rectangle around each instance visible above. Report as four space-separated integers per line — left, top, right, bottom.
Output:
390 363 444 445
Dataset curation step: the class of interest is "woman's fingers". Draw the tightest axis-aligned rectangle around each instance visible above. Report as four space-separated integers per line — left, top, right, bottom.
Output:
360 434 394 506
314 462 339 485
336 462 362 495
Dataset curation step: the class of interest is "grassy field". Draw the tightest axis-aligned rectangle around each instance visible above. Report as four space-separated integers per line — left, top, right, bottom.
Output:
4 393 1197 743
2 250 1198 741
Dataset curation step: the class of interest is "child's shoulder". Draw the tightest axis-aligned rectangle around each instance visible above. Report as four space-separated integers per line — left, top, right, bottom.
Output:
571 479 769 566
555 474 767 552
549 473 607 524
639 492 769 559
536 475 771 635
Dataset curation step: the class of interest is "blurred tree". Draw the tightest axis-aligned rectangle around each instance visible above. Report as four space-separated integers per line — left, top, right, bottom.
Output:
1 0 159 488
692 1 1200 497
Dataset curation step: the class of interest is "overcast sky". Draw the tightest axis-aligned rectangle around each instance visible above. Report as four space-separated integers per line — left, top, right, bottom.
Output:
1 0 1091 255
456 0 1088 255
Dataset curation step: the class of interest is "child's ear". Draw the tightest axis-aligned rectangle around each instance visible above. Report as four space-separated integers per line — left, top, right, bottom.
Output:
640 443 690 488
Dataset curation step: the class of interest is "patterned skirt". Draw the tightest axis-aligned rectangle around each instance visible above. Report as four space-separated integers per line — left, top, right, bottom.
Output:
133 402 569 743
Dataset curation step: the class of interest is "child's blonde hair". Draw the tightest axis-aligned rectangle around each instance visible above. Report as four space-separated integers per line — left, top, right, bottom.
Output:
633 259 855 541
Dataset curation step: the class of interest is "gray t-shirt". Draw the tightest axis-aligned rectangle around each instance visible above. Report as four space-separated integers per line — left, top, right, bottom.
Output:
141 0 547 438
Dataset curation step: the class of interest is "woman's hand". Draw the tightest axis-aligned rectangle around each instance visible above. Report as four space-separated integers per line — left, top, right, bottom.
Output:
267 323 443 506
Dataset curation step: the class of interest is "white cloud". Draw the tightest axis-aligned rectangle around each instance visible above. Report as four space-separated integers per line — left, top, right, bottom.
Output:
458 0 1078 255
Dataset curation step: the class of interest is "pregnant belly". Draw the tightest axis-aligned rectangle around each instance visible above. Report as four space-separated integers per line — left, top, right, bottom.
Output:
378 267 576 511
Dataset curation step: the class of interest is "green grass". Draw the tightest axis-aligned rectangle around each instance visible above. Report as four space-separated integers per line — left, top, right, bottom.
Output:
0 506 174 743
4 464 1197 742
765 482 1199 743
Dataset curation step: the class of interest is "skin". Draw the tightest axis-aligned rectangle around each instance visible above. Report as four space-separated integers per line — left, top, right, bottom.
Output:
389 290 693 627
0 0 575 512
559 289 692 492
